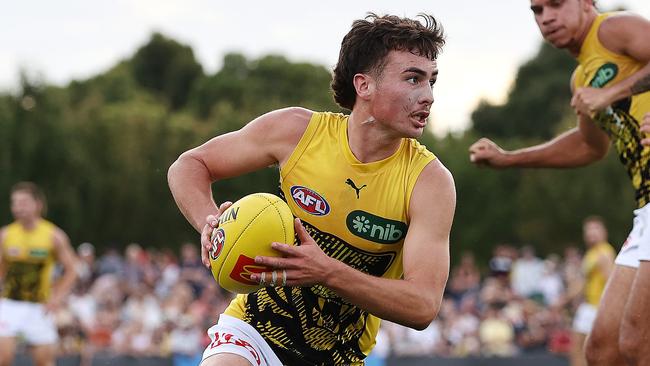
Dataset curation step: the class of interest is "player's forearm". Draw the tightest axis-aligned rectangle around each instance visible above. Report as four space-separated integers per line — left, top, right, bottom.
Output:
611 64 650 100
168 153 219 232
324 261 443 330
53 269 77 300
503 128 604 168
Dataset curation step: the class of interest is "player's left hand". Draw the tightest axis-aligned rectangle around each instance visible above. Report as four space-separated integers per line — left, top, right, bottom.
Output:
251 218 336 287
44 294 63 313
641 112 650 146
571 87 615 117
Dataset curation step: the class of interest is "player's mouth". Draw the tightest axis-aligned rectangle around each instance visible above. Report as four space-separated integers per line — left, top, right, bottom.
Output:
544 27 562 39
410 111 429 127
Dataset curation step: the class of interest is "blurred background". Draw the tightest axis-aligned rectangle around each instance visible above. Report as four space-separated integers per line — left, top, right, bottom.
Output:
1 1 649 365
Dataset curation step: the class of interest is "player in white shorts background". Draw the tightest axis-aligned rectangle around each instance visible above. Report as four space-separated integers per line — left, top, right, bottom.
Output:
0 182 78 366
567 217 614 366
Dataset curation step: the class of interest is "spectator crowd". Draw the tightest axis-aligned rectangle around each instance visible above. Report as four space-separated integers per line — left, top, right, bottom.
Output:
42 241 588 365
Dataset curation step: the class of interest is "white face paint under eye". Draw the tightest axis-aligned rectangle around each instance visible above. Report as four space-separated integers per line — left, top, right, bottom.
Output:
362 116 376 124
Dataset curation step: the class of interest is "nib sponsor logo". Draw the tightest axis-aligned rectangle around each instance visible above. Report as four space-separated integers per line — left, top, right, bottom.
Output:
346 210 407 244
590 63 618 88
290 186 330 216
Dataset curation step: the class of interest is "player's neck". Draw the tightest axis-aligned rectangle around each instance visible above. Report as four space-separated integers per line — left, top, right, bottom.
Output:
347 110 402 163
568 10 598 57
17 217 39 230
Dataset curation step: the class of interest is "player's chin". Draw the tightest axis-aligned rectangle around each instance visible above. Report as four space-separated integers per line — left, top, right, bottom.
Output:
407 122 427 137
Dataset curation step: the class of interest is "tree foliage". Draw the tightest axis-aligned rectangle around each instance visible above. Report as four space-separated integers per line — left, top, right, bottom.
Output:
471 42 576 139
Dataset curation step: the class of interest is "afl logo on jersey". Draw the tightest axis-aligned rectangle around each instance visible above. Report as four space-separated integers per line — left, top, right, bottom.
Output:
290 186 330 216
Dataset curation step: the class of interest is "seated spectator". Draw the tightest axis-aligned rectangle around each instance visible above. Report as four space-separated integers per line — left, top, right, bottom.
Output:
447 251 481 304
479 304 517 356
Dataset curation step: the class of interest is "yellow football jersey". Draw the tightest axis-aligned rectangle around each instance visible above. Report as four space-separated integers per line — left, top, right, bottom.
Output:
582 242 615 306
1 219 57 303
224 111 436 365
573 12 650 207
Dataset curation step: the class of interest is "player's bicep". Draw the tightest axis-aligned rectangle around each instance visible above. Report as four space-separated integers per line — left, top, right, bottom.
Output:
402 161 455 293
620 16 650 61
185 107 311 180
53 229 77 272
601 15 650 61
577 114 610 158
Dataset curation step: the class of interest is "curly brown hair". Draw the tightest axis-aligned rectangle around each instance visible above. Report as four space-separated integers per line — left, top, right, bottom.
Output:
331 13 445 110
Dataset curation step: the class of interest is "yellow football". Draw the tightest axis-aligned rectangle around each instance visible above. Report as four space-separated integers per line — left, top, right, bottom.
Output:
208 193 294 293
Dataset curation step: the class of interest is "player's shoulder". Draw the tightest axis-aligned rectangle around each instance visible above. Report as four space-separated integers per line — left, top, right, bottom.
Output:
261 107 314 128
253 107 314 142
599 12 650 51
417 159 455 197
0 225 7 244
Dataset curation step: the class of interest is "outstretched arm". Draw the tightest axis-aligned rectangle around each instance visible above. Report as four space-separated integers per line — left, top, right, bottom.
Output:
469 112 610 169
253 160 455 329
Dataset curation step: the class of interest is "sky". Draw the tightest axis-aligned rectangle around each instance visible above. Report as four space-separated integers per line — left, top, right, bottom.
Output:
2 0 649 135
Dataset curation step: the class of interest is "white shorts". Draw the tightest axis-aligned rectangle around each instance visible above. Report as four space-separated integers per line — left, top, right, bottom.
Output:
202 314 282 366
572 302 598 335
616 204 650 268
0 298 58 345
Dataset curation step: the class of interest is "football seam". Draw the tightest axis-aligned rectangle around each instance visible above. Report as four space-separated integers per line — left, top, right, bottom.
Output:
257 193 289 244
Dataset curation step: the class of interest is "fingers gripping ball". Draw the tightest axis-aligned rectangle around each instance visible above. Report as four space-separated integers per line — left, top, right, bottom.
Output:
209 193 294 293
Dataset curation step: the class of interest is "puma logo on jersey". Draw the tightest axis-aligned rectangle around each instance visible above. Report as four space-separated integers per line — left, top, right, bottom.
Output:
345 178 367 199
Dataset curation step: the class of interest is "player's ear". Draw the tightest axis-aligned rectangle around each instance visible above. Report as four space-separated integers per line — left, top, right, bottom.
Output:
353 73 374 101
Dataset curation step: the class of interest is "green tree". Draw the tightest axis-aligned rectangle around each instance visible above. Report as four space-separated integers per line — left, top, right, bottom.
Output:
131 33 204 110
471 42 576 139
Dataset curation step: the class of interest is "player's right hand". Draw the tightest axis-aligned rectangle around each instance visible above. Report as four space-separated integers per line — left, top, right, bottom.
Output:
468 138 510 168
200 201 233 268
641 113 650 146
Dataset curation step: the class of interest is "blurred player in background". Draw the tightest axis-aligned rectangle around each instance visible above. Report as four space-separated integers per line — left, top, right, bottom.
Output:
567 217 614 366
0 182 78 366
469 1 650 364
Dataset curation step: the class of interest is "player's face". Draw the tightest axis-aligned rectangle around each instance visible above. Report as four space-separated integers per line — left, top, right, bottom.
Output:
583 221 607 246
10 191 42 221
530 0 591 49
369 50 437 138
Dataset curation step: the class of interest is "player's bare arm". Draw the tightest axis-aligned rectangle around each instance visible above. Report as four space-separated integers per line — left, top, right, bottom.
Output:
469 114 609 169
255 160 455 330
168 107 312 266
571 14 650 116
0 227 6 282
597 250 615 279
46 228 77 312
471 68 610 169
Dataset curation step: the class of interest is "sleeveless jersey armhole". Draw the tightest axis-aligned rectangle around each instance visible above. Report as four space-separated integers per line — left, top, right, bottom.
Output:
405 141 437 221
280 112 321 181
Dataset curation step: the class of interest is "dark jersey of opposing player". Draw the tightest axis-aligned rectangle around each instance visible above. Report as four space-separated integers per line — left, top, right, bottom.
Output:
224 112 435 365
573 13 650 208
